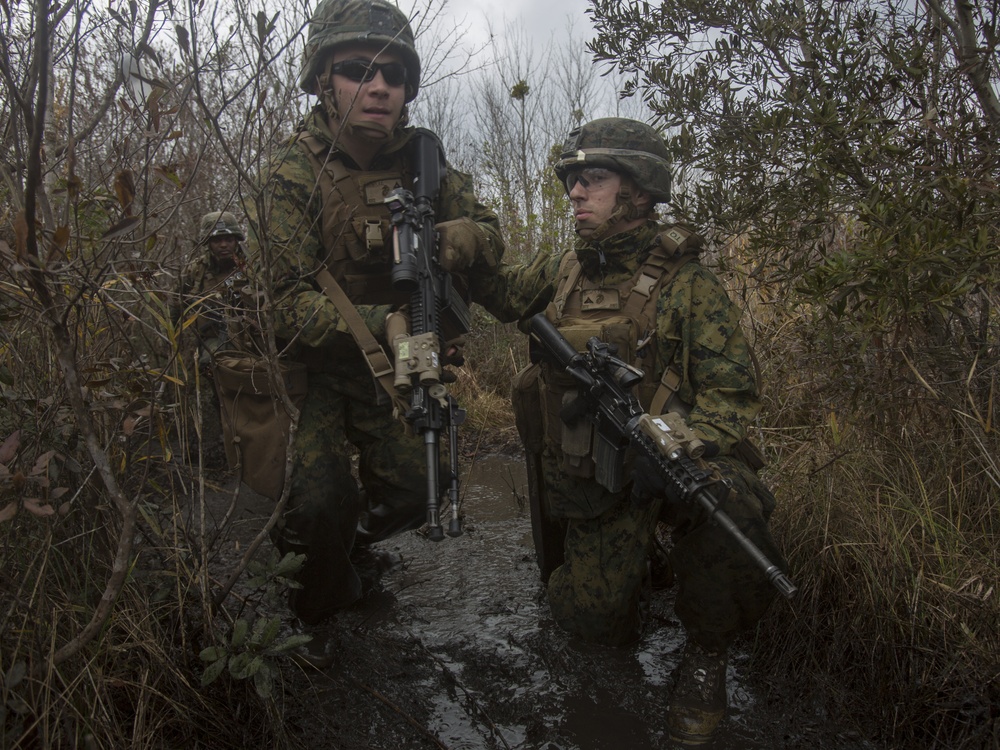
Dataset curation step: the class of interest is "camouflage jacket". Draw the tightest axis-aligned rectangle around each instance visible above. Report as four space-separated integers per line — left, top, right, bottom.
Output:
246 107 504 380
492 221 759 454
173 249 248 355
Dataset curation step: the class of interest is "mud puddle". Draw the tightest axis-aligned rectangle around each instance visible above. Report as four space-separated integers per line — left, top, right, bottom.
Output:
283 455 878 750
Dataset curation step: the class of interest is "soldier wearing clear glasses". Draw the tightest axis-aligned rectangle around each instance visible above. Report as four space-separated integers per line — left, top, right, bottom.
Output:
495 118 788 745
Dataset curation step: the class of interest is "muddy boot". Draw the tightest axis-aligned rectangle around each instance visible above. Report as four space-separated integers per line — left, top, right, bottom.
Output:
287 619 338 671
355 503 425 545
349 545 404 595
667 641 728 745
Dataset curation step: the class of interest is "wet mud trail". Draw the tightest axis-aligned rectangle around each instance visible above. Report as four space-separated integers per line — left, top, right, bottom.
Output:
281 455 878 750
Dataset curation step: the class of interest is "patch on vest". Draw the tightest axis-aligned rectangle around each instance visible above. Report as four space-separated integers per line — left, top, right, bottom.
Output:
364 178 403 205
580 288 621 311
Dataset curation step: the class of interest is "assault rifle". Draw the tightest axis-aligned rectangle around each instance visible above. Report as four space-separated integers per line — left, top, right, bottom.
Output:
384 129 472 542
529 313 797 599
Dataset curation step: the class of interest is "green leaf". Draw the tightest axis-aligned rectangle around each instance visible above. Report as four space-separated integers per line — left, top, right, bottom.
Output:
228 652 253 680
273 551 306 577
251 615 282 649
201 655 228 686
199 646 228 662
231 619 250 648
254 663 275 699
273 634 312 653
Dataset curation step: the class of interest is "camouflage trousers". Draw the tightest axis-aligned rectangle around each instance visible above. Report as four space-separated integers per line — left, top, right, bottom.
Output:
271 374 428 625
546 455 784 651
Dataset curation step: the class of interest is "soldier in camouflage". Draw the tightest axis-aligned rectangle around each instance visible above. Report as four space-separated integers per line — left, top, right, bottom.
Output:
174 211 248 472
245 0 502 661
494 118 787 745
176 211 248 364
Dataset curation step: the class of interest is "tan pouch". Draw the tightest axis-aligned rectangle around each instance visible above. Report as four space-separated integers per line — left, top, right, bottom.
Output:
214 355 308 500
511 362 544 454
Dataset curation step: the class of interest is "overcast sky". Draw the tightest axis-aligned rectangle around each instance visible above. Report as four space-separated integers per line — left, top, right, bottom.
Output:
431 0 595 48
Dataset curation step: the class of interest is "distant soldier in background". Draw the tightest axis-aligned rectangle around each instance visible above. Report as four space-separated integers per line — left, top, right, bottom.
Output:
177 211 248 365
174 210 248 471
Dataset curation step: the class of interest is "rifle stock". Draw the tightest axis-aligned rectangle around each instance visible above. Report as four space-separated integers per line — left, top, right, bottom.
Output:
528 313 797 599
385 129 468 541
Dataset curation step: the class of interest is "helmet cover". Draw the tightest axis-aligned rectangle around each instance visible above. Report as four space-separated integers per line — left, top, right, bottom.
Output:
555 118 671 202
299 0 421 102
199 211 244 243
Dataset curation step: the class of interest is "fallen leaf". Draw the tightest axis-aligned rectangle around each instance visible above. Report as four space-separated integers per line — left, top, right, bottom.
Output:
0 430 20 463
23 498 56 517
101 216 141 241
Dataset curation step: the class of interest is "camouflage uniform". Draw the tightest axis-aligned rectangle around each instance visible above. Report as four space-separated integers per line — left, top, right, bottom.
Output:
175 212 248 471
246 0 503 625
175 212 248 363
492 120 785 653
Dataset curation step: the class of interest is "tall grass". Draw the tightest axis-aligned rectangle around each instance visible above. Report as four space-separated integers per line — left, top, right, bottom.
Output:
746 303 1000 749
0 269 293 748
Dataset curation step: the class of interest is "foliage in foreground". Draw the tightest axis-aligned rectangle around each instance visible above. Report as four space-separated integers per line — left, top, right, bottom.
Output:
745 298 1000 749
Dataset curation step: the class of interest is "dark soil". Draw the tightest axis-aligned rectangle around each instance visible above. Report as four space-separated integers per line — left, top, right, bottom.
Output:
206 453 881 750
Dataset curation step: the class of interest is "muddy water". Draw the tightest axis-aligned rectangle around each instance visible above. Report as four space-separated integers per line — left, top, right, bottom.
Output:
302 454 876 750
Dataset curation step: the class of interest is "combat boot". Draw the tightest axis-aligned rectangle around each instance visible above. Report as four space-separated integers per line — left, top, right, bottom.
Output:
355 502 425 545
666 640 728 745
287 619 338 671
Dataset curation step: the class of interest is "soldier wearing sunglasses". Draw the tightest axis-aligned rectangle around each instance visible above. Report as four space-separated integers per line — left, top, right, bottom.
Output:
244 0 504 667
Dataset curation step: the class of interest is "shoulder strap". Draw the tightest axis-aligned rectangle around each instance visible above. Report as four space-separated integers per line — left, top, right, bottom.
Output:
296 132 366 225
314 267 406 413
295 134 403 411
627 225 703 416
640 246 695 417
550 251 582 322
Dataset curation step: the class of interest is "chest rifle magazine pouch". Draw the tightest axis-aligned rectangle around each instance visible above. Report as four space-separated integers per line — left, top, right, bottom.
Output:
560 390 595 478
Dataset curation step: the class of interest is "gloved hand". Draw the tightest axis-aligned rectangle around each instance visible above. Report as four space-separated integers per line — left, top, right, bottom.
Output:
439 334 466 383
442 334 466 367
630 454 667 508
436 218 493 272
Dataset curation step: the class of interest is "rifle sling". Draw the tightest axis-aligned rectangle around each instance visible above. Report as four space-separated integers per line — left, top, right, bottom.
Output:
314 267 402 409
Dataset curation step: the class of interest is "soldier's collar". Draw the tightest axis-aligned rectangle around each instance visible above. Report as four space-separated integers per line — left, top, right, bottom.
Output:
576 222 659 276
303 107 414 167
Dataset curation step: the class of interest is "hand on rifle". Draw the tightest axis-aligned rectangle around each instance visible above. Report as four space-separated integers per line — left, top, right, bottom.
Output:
440 334 465 383
630 454 666 508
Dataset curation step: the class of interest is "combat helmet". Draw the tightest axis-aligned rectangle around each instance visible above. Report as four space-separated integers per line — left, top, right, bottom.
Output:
299 0 421 102
199 211 245 244
555 118 671 203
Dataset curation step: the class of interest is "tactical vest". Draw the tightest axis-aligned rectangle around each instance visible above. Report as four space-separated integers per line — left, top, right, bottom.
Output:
536 225 702 478
297 132 411 307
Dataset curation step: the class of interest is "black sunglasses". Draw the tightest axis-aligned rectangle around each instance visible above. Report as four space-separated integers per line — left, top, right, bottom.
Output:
330 59 408 88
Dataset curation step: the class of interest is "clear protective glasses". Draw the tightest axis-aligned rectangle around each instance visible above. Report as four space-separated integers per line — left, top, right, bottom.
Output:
564 167 615 193
330 59 408 88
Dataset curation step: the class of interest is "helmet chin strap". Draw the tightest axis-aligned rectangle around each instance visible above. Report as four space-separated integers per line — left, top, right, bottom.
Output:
578 185 645 242
317 64 408 144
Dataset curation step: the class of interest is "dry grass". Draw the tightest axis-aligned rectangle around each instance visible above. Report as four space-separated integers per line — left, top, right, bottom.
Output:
0 288 292 748
0 500 291 749
743 304 1000 749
